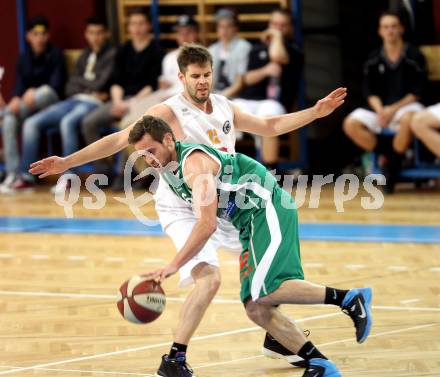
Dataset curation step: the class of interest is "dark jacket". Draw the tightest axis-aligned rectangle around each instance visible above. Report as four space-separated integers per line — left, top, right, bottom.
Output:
112 39 165 95
65 42 116 98
15 43 66 98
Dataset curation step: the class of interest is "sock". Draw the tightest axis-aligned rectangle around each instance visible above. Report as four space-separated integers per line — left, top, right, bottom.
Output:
298 341 327 361
168 342 187 359
325 287 349 307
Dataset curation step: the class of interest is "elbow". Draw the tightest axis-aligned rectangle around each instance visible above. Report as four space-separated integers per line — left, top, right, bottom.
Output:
263 120 277 136
204 219 217 235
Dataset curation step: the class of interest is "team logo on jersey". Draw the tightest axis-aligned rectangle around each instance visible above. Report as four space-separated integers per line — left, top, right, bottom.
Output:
223 120 231 134
207 129 221 144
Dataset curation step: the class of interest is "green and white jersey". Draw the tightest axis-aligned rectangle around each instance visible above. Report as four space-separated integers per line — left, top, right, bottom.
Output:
162 141 289 231
163 142 303 303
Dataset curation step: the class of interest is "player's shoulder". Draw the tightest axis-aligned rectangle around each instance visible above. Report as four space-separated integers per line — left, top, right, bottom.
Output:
145 103 176 123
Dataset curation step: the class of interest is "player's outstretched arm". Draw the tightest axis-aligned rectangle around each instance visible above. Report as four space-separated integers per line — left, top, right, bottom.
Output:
29 127 132 178
29 104 178 179
234 87 347 137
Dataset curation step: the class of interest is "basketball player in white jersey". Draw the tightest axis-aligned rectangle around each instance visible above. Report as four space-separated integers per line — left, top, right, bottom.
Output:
30 44 347 377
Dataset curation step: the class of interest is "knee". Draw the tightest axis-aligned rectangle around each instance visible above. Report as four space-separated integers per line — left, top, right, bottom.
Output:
410 112 430 134
245 301 271 327
342 116 357 137
193 263 221 295
399 113 413 130
60 116 76 136
22 117 39 138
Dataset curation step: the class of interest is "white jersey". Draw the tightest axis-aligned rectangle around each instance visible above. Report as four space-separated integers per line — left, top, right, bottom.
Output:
153 93 239 229
164 93 236 153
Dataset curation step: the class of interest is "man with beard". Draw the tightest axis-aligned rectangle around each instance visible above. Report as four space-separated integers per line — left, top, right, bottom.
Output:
30 44 347 377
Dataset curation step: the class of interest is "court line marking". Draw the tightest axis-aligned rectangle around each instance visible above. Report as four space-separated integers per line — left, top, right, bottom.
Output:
1 290 440 311
0 323 435 376
0 366 148 376
67 256 88 261
400 298 420 305
30 254 49 260
193 323 436 370
0 312 343 375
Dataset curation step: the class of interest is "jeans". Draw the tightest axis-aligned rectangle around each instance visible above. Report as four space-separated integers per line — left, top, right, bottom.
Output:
21 98 99 176
1 85 58 174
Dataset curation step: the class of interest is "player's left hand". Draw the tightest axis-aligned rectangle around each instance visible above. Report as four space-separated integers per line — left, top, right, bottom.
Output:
143 263 179 283
313 87 347 118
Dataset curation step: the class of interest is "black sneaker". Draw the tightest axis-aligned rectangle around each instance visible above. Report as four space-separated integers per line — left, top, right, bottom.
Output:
156 354 195 377
341 287 373 343
262 332 308 368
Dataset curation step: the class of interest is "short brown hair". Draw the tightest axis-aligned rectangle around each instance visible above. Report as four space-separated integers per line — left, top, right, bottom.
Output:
177 44 213 73
379 11 402 25
128 115 175 145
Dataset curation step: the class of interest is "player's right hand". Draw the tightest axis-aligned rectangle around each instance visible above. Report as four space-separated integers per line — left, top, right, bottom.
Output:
29 156 68 178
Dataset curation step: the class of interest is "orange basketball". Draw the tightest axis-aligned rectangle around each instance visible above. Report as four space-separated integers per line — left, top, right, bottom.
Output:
117 276 166 324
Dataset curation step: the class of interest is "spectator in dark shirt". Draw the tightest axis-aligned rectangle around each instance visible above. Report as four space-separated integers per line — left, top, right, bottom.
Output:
81 7 164 185
233 8 303 167
0 16 65 193
7 17 115 193
343 12 426 192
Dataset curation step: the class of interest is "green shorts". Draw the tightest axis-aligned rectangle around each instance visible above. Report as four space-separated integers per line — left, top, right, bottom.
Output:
239 188 304 303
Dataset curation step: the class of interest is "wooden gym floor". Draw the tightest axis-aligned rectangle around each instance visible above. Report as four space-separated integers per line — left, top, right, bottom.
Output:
0 186 439 376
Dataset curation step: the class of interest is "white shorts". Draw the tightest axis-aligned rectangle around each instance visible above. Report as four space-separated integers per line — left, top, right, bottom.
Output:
348 102 424 134
154 179 242 287
427 103 440 120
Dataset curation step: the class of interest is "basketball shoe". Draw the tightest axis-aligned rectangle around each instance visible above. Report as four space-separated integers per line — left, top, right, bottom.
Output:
262 332 308 367
341 287 372 343
156 353 195 377
302 359 341 377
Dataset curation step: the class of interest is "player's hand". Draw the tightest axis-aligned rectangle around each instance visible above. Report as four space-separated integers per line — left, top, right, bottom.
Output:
313 87 347 118
29 156 69 178
143 263 179 283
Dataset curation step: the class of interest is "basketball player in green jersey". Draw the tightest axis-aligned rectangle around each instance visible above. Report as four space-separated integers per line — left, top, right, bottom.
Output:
130 116 373 377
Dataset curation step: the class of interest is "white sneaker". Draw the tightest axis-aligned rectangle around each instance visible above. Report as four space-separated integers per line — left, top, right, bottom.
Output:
0 175 35 194
0 173 16 193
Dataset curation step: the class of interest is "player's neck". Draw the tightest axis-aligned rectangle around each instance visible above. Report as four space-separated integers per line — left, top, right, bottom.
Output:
182 92 212 113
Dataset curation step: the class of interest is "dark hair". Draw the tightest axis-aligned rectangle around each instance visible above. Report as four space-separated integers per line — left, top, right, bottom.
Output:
127 7 150 21
177 44 213 73
271 8 292 21
86 16 108 28
128 116 175 145
27 16 49 31
379 11 403 25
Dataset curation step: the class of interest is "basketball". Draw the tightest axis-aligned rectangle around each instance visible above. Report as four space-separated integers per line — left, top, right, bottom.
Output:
117 275 166 324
